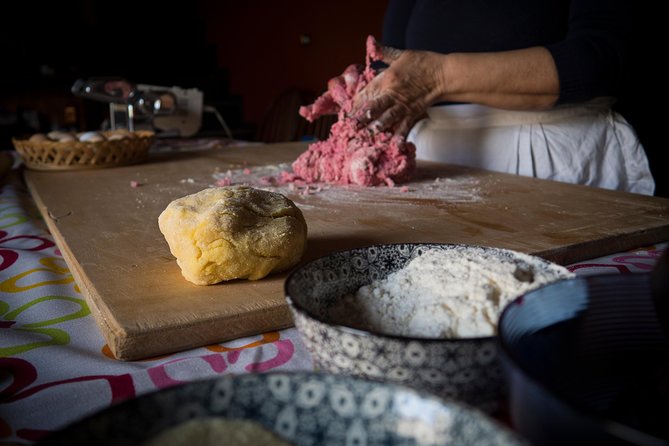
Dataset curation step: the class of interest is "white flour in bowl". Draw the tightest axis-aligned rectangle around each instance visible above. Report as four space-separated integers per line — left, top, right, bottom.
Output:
328 247 573 338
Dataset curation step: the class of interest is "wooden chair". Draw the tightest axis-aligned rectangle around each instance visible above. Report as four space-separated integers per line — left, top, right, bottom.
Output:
296 112 337 142
256 88 335 143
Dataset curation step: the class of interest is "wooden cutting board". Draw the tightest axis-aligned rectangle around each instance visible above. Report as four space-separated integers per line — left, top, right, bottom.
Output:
23 141 669 360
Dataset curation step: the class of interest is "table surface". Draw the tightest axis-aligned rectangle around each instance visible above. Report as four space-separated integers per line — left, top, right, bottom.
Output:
1 142 666 445
21 141 669 362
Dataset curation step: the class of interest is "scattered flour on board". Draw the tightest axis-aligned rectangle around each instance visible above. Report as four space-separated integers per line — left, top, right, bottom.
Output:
328 247 574 338
211 163 484 206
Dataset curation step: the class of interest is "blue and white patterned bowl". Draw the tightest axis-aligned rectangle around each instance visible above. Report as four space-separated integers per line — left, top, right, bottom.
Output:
285 243 572 414
37 372 526 446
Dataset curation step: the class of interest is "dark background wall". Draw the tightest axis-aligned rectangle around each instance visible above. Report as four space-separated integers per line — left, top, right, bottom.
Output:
203 0 387 127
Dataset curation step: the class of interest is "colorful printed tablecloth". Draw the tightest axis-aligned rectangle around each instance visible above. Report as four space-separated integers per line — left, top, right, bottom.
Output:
0 163 666 445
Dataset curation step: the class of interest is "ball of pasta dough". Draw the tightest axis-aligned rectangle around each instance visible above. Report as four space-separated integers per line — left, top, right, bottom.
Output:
158 186 307 285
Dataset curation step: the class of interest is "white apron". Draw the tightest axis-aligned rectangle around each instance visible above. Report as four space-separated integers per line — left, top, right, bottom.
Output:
407 98 655 195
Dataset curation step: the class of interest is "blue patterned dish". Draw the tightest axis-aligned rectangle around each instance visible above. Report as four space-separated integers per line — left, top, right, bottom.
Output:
37 372 525 445
285 243 572 413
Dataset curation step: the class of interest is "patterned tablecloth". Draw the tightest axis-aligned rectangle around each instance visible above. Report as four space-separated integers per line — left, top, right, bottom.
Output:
0 162 666 445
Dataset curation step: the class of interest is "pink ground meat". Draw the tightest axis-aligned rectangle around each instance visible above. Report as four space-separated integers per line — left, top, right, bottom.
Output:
291 35 416 187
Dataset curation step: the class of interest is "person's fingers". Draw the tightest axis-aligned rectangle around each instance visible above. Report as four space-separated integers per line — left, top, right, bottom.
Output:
369 102 409 132
393 116 415 141
395 110 429 141
353 91 395 126
351 70 391 118
380 45 403 64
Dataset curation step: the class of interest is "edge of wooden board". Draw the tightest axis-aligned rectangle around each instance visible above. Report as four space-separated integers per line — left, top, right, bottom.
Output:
534 227 669 265
23 177 125 354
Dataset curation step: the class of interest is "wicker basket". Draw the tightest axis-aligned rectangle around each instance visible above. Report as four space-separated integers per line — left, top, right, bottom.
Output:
12 130 155 170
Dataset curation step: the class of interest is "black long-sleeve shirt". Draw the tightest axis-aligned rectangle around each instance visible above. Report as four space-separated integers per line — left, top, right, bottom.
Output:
381 0 629 104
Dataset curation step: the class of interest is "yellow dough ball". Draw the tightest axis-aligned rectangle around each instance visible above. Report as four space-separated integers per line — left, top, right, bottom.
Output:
158 186 307 285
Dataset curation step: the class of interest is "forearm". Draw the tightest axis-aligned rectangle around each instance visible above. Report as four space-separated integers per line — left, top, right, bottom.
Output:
437 47 560 110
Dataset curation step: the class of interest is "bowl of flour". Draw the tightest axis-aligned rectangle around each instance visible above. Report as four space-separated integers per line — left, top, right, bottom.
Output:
285 243 574 413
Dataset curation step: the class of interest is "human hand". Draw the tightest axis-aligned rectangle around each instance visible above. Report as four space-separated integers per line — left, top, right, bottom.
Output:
300 64 366 122
351 40 448 139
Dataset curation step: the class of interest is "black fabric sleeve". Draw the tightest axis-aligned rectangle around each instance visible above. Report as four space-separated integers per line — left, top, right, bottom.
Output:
545 0 629 104
381 0 416 49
